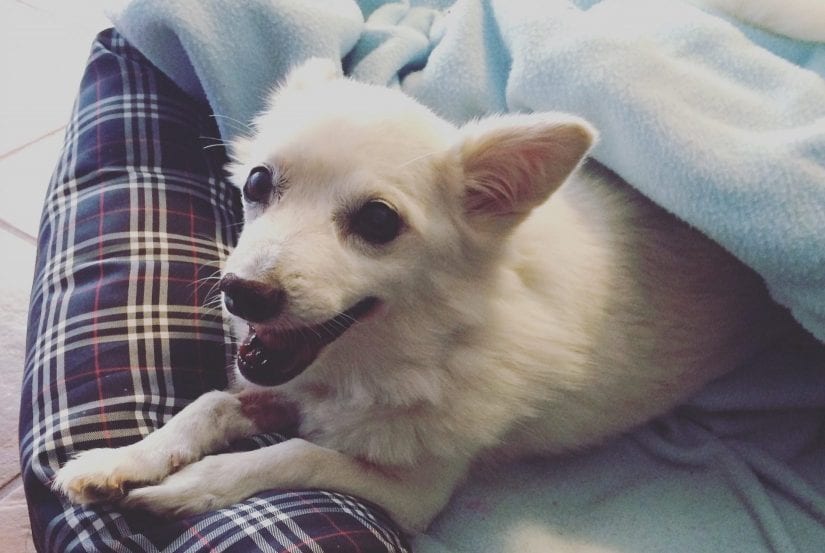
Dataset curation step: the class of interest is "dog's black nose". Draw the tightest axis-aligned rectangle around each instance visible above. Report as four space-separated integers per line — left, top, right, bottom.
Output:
219 273 284 322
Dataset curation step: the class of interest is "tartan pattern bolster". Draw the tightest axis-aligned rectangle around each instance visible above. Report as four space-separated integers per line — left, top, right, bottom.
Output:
20 29 409 553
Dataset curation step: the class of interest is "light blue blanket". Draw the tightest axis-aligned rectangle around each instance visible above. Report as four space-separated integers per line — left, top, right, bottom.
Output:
110 1 825 551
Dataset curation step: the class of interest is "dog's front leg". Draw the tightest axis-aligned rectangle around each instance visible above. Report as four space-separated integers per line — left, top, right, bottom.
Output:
122 438 468 533
53 389 295 505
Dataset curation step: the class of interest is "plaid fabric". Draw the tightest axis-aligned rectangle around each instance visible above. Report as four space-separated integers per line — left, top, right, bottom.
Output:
20 29 409 553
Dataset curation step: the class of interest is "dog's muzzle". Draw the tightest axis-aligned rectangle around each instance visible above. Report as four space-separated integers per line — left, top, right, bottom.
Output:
220 274 379 386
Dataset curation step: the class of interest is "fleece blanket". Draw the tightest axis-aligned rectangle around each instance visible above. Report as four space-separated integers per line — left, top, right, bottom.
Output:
108 1 825 551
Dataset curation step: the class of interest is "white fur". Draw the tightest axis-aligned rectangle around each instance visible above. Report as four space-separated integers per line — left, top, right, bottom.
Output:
54 59 782 533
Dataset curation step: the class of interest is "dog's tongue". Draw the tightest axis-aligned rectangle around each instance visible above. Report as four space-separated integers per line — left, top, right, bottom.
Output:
236 297 379 386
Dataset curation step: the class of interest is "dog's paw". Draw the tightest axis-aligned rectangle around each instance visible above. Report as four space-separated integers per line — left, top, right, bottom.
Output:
121 454 252 517
53 446 191 505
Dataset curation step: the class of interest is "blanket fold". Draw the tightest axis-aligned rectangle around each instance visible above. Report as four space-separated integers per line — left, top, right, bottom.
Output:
111 0 825 344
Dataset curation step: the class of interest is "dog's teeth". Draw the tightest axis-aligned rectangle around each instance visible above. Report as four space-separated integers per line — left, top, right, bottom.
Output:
238 333 262 363
236 299 378 386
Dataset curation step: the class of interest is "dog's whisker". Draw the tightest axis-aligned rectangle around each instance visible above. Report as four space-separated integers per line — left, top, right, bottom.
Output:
202 290 222 302
204 286 223 303
190 279 220 292
190 270 226 300
398 149 439 168
200 293 224 306
199 307 221 318
209 124 249 138
201 297 225 312
200 274 223 286
207 222 245 236
320 322 339 339
203 143 230 151
198 267 225 280
199 306 224 318
198 135 230 144
300 325 321 342
209 114 254 137
199 286 226 306
191 270 223 286
210 113 253 130
197 294 222 310
333 313 358 331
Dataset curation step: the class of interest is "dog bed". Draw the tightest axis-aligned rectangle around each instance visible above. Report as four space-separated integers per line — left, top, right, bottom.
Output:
20 29 408 553
21 1 825 552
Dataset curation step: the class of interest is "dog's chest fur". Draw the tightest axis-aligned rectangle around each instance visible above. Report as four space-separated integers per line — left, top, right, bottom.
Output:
277 161 776 468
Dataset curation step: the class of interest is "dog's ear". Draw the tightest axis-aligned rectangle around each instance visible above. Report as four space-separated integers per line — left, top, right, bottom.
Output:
266 57 343 114
282 57 343 91
456 114 596 226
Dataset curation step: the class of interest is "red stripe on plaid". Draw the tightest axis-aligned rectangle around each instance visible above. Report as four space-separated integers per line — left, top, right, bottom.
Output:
92 61 113 445
185 525 217 553
84 136 211 158
281 528 372 553
75 206 222 229
34 274 224 288
286 492 366 553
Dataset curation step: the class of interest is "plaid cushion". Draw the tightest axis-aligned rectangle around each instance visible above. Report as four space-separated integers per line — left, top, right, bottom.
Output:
20 29 409 553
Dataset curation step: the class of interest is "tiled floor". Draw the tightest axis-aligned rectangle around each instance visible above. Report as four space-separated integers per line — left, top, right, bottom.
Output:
1 1 111 549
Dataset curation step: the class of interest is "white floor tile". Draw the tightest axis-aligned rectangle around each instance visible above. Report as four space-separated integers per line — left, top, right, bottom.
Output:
0 131 63 238
0 0 110 155
0 2 110 544
18 0 113 28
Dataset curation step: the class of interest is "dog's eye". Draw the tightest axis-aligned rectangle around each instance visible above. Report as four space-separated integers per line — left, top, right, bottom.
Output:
243 166 274 203
351 200 402 245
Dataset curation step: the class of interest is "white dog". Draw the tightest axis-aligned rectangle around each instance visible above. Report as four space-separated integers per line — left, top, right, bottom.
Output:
54 58 785 533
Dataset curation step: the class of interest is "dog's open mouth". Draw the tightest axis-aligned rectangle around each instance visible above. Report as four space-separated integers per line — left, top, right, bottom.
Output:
237 297 379 386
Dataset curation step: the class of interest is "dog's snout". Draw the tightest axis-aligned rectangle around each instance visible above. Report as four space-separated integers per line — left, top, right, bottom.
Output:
219 273 284 322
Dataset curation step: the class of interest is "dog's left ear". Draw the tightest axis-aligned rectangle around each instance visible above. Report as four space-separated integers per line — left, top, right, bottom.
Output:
455 113 596 227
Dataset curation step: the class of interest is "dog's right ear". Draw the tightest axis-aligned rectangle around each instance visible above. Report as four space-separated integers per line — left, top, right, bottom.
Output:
263 57 343 121
454 113 596 231
281 57 343 91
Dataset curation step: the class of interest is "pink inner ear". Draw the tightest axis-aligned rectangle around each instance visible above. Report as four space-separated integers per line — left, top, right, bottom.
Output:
464 142 547 216
464 174 511 215
462 134 565 217
461 120 594 219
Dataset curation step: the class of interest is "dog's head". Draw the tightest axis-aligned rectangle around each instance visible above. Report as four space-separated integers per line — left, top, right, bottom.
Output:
221 58 595 387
